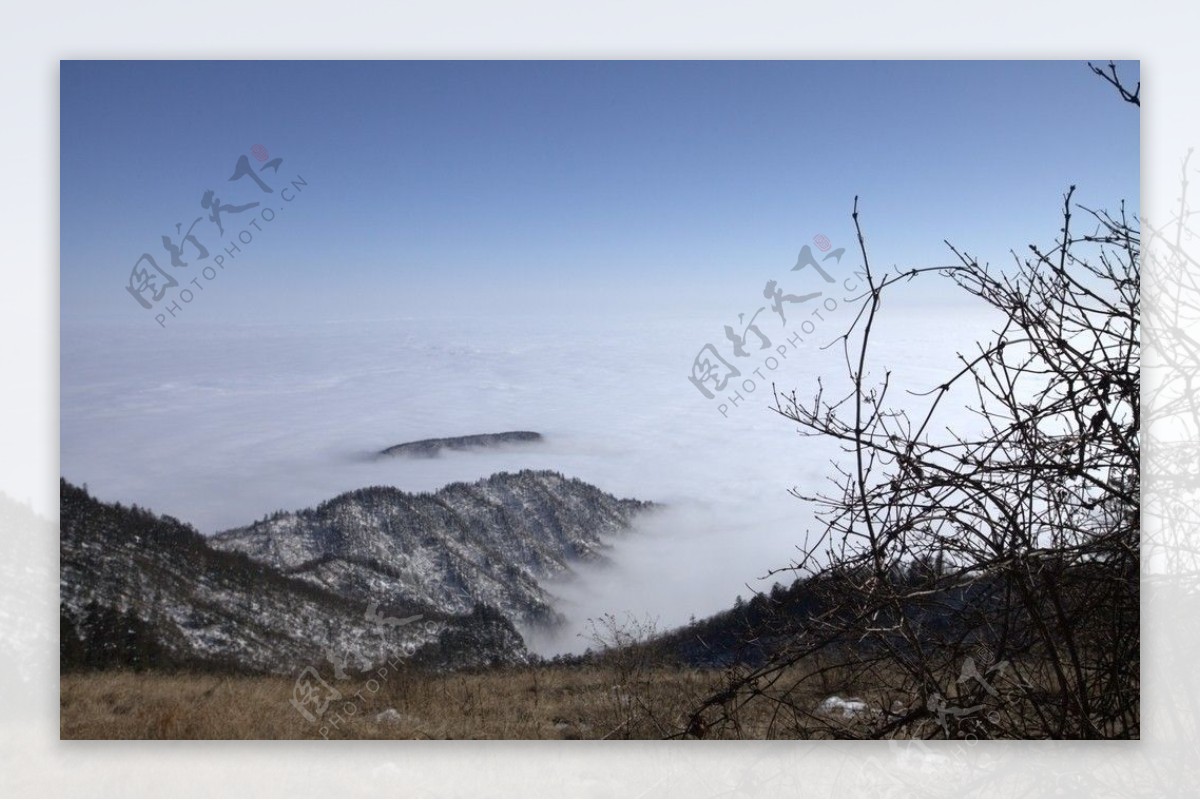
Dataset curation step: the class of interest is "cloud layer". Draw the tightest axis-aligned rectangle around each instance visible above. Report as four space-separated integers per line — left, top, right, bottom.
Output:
62 299 992 652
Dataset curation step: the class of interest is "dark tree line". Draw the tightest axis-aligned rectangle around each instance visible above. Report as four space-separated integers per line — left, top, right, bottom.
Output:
60 601 173 672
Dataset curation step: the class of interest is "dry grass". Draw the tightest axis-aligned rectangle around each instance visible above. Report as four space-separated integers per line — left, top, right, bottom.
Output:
64 653 1086 739
60 661 882 740
60 665 714 740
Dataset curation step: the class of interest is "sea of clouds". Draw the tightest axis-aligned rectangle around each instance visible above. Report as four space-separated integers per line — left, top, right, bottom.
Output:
61 296 994 654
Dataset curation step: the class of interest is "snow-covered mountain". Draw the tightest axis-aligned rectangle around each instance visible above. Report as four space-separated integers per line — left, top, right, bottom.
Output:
59 471 650 675
211 470 651 627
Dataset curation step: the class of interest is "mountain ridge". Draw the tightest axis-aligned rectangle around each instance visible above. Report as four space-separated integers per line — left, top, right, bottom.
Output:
379 431 543 458
60 470 652 675
211 469 652 627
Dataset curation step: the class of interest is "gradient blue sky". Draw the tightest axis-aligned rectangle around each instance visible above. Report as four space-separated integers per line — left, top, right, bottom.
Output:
61 60 1139 324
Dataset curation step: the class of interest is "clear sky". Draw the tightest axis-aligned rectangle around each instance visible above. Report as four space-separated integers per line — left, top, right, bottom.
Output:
60 60 1139 324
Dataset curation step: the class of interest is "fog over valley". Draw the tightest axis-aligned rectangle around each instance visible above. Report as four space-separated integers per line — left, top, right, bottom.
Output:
62 303 990 652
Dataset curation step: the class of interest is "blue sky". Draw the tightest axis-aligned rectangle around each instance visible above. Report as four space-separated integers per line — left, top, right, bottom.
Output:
60 60 1139 324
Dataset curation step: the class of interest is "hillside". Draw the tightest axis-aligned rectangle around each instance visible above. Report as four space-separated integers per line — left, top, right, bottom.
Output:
211 470 651 627
60 481 526 674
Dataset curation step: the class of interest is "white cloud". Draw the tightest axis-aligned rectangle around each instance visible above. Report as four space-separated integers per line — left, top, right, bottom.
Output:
62 300 991 653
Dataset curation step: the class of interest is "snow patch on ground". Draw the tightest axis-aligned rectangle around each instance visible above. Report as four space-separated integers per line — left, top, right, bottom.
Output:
816 695 871 718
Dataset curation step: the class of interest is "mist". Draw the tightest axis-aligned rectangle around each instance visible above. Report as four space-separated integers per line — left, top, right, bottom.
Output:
61 298 994 654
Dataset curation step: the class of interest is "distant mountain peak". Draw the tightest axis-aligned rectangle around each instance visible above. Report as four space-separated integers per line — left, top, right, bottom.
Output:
379 431 543 458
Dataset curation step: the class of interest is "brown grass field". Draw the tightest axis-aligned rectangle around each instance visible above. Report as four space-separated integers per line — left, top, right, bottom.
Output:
60 663 873 740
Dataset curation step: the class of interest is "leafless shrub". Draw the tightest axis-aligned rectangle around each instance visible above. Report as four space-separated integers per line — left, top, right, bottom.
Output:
687 74 1139 740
